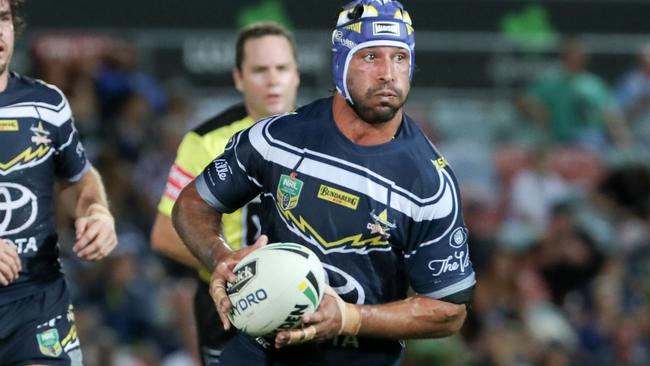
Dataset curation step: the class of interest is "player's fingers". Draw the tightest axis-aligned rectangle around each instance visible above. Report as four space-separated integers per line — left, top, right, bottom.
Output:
0 271 10 286
210 277 232 330
216 260 238 283
276 325 318 348
74 217 88 240
2 245 22 273
83 227 117 260
0 254 19 278
252 234 268 249
302 310 325 324
73 220 100 253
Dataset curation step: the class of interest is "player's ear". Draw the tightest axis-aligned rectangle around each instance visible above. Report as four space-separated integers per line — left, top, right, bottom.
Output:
233 68 244 92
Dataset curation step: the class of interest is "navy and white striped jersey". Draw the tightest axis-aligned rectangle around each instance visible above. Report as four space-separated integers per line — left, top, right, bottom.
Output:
196 97 475 363
0 73 90 305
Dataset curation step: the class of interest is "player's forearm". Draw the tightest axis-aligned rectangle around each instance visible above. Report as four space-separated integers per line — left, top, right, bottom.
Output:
151 214 204 268
72 167 110 217
355 295 467 339
172 181 231 271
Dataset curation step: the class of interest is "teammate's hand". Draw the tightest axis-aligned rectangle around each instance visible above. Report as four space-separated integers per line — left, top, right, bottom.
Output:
210 234 268 331
0 239 21 286
73 203 118 261
275 286 361 348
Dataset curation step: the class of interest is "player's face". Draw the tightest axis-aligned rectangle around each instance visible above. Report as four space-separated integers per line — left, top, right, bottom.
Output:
0 0 14 78
234 35 300 121
346 46 410 125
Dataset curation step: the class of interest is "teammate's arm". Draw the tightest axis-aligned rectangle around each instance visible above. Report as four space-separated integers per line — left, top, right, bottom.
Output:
62 167 117 261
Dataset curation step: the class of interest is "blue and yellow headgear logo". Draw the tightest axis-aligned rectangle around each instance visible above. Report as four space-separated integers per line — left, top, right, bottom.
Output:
331 0 415 104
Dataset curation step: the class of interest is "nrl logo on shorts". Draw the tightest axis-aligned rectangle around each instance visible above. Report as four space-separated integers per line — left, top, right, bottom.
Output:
227 261 257 295
36 328 63 357
277 172 303 211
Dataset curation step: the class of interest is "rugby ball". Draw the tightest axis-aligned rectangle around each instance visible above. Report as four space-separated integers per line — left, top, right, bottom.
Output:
226 242 326 337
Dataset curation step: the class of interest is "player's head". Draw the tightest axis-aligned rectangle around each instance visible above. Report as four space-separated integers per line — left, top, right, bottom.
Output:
331 0 415 124
233 22 300 122
0 0 23 78
331 0 415 103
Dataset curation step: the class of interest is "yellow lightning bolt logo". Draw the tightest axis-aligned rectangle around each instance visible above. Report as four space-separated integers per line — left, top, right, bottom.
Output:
0 144 51 172
280 208 389 249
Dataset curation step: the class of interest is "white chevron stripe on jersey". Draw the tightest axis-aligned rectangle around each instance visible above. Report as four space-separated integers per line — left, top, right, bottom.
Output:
248 119 457 222
0 94 72 127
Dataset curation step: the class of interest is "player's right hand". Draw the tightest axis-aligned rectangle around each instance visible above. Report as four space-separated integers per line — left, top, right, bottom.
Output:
0 239 21 286
210 234 268 331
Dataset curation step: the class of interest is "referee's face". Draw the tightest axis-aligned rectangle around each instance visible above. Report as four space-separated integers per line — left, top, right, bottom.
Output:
0 0 14 79
346 46 410 125
234 35 300 122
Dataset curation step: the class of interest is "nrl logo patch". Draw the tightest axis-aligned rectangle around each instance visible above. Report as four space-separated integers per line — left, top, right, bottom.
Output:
227 261 257 295
373 21 400 37
277 173 304 211
36 328 62 357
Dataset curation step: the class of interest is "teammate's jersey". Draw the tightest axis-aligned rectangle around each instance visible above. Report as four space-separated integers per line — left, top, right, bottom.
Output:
0 72 90 305
158 104 259 282
196 97 476 363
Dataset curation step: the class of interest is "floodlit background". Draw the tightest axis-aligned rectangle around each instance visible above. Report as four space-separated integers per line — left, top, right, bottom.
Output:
16 1 650 365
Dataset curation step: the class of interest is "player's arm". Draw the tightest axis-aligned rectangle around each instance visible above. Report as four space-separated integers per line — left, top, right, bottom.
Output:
172 179 265 328
172 180 230 272
151 213 203 268
275 287 471 348
173 128 267 328
63 167 118 261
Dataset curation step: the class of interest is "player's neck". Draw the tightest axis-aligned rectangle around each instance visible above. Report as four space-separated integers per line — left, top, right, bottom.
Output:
0 70 9 93
332 93 402 146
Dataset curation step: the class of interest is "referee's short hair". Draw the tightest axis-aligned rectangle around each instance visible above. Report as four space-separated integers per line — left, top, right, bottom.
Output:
235 22 297 71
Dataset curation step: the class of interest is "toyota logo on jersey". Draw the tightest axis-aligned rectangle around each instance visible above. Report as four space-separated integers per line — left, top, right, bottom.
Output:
0 182 38 236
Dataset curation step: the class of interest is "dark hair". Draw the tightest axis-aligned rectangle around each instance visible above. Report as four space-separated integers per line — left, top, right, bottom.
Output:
235 22 297 71
9 0 25 34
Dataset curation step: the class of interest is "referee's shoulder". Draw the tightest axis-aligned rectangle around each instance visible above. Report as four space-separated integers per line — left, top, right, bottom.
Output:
192 103 249 136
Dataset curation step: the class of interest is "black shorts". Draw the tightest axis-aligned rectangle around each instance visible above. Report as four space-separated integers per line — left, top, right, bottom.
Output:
194 280 236 366
0 279 82 366
218 332 405 366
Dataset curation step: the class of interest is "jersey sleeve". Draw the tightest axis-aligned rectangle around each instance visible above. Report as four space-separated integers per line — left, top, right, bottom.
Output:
403 166 475 301
158 132 215 217
195 127 263 214
53 103 90 182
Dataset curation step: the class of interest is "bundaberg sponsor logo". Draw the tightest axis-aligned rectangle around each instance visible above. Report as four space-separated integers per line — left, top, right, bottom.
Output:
317 184 359 210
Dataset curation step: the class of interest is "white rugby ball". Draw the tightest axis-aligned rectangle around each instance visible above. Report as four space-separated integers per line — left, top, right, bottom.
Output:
226 242 326 337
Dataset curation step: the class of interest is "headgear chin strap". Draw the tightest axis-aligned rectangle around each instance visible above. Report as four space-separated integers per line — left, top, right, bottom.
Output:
331 0 415 104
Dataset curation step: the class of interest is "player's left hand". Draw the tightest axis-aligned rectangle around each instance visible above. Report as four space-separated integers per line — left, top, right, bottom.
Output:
275 286 361 348
73 203 117 261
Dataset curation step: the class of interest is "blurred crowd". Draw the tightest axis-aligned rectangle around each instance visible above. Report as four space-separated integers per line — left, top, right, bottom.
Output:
36 33 650 366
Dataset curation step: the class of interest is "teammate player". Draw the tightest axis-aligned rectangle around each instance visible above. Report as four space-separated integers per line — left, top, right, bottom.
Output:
0 1 117 364
173 1 475 365
150 22 300 365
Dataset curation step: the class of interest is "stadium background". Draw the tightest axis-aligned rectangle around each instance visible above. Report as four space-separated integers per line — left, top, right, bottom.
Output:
15 0 650 365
